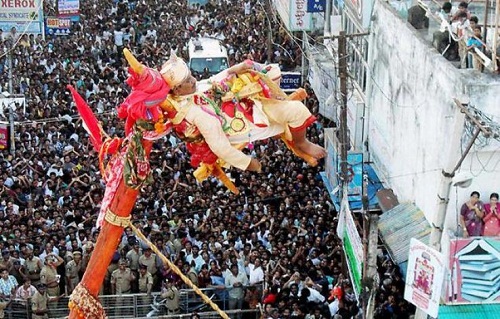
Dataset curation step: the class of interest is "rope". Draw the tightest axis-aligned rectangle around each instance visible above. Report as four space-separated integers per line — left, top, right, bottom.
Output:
104 209 131 228
127 222 231 319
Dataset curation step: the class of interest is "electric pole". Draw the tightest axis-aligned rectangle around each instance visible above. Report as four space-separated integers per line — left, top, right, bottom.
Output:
335 30 373 319
266 0 273 63
338 31 349 186
7 39 15 156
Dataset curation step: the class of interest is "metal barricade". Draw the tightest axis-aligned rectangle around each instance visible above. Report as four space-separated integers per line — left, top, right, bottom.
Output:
46 285 263 319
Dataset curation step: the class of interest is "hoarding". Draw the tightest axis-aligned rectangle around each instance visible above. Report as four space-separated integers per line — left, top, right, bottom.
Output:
57 0 79 17
344 152 363 201
0 124 8 150
447 237 500 304
280 72 301 92
307 0 326 12
273 0 312 31
405 238 446 318
341 200 363 297
45 16 71 35
188 0 208 6
0 0 44 34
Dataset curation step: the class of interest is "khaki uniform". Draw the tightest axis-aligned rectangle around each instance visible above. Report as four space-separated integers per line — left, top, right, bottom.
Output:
126 250 141 271
40 266 59 296
138 271 153 316
0 299 8 319
31 291 49 319
138 254 157 276
138 272 153 293
110 268 134 294
25 257 42 285
65 260 82 293
161 286 180 314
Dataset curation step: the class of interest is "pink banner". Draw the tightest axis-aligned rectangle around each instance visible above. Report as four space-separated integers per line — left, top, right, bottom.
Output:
0 124 8 150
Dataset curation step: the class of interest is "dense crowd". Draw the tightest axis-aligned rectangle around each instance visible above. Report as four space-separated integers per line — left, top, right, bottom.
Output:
0 0 414 318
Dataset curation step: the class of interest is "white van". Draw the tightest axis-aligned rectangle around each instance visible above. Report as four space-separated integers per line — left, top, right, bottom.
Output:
188 37 229 79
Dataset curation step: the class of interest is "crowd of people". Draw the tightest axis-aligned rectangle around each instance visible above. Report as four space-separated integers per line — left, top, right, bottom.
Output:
0 0 414 318
412 0 500 73
460 191 500 237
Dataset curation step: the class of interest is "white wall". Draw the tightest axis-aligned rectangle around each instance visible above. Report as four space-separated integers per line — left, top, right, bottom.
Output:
366 0 500 252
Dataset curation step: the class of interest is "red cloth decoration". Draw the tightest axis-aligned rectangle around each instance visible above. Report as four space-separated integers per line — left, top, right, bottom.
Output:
186 142 218 167
67 85 103 151
119 68 170 134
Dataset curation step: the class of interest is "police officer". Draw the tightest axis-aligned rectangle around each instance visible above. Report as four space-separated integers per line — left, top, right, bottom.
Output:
24 249 43 286
110 259 135 295
137 264 153 316
111 259 136 317
39 253 64 297
31 283 63 319
65 251 83 294
160 278 180 315
137 264 153 295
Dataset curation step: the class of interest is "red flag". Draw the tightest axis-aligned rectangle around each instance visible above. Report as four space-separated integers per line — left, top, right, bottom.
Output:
67 85 103 151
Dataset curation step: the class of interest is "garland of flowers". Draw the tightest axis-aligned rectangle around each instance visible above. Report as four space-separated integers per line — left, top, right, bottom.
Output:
68 284 106 319
123 125 153 189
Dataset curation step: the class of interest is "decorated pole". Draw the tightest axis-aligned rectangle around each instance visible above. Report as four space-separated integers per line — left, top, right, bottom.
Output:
68 146 149 318
66 80 155 318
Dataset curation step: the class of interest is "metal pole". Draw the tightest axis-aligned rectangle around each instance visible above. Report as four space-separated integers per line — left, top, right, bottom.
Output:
325 0 332 37
362 173 369 319
301 31 307 84
266 0 273 63
483 0 490 42
338 31 349 185
7 41 15 155
365 213 379 319
8 43 13 95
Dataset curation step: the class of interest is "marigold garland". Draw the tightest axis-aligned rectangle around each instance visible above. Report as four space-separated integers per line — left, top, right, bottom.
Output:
68 284 106 319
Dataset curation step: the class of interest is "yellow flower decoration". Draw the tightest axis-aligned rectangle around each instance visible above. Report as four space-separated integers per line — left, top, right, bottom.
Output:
154 121 167 133
231 78 245 93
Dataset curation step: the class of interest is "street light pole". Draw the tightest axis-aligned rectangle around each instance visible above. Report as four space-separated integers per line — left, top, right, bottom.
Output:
7 40 15 155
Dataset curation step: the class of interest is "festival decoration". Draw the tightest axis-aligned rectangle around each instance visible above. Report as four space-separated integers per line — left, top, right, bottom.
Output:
67 48 319 318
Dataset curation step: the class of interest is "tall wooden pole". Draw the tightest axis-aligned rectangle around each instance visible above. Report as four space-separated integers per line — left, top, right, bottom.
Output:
68 142 152 318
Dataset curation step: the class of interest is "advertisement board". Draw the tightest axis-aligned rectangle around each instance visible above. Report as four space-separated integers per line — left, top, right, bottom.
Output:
188 0 208 6
0 124 8 150
343 152 363 201
307 0 326 12
57 0 79 17
0 0 44 34
280 72 302 92
324 128 339 193
342 201 363 297
45 16 71 35
273 0 312 31
447 237 500 304
404 238 446 318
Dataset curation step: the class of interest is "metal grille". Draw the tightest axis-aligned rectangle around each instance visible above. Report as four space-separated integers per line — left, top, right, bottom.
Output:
2 286 262 319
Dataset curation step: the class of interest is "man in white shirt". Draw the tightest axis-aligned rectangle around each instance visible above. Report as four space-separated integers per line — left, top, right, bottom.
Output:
247 258 264 285
225 263 248 313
